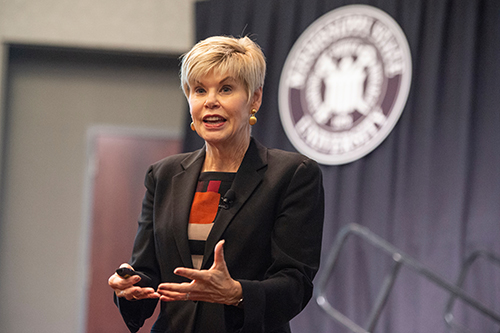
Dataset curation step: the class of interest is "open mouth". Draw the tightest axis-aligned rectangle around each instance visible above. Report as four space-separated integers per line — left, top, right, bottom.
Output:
203 115 226 125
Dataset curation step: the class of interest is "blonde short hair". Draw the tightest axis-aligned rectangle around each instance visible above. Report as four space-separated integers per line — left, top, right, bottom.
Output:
180 36 266 100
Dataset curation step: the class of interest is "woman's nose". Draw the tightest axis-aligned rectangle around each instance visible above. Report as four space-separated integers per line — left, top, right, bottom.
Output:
204 91 220 108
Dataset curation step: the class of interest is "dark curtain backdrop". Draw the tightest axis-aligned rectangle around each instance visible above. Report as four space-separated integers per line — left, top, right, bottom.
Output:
183 1 500 332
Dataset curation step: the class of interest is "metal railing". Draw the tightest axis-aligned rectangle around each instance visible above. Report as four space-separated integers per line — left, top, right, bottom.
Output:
314 223 500 333
444 250 500 333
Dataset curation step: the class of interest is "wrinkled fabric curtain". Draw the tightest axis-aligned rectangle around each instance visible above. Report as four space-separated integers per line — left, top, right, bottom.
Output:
183 0 500 332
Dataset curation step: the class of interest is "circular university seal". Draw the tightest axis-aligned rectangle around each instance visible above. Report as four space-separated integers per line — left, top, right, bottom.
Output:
279 5 412 165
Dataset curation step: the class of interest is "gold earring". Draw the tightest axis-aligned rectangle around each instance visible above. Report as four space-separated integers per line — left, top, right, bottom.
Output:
190 122 196 131
249 109 257 126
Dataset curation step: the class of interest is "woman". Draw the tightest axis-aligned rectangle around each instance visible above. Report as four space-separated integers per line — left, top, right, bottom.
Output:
108 35 324 333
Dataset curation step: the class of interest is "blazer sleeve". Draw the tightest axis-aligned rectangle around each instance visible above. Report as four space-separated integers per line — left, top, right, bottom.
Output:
114 166 161 332
238 158 325 332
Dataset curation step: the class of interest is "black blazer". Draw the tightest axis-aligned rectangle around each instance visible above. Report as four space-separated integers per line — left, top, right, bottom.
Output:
115 138 324 333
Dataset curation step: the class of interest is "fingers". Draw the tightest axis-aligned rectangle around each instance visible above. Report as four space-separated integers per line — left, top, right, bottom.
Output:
135 240 232 304
158 240 236 305
108 263 160 301
157 281 195 302
173 240 227 280
132 287 160 301
173 267 207 280
212 240 226 268
157 281 193 294
109 263 138 288
157 276 208 302
116 286 160 301
156 288 191 301
108 271 141 289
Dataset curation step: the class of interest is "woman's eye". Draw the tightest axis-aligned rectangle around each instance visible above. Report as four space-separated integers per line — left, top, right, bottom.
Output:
221 86 232 93
194 87 205 94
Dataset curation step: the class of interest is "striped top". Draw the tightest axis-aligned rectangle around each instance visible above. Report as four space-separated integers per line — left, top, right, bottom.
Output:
188 172 235 269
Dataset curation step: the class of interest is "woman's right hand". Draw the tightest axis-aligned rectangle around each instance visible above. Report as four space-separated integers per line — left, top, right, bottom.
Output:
108 263 160 301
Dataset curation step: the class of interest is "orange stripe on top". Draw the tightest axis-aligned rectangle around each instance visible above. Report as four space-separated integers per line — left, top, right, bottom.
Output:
188 180 221 224
189 192 220 224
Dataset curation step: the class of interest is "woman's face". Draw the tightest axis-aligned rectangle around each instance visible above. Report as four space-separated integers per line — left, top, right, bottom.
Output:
188 71 262 148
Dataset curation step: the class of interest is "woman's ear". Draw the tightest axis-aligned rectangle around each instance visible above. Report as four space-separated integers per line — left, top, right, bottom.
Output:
251 87 263 111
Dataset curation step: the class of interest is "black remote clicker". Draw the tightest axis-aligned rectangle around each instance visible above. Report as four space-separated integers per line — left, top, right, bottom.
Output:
115 267 152 287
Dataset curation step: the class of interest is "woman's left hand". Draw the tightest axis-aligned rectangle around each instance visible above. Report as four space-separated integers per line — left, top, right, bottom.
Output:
157 240 242 306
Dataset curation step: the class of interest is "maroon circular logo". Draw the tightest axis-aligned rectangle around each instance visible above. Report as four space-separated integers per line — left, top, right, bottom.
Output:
279 5 412 165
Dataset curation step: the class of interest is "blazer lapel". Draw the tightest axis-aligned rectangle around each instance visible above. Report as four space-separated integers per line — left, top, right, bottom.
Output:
171 148 206 268
202 138 268 268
